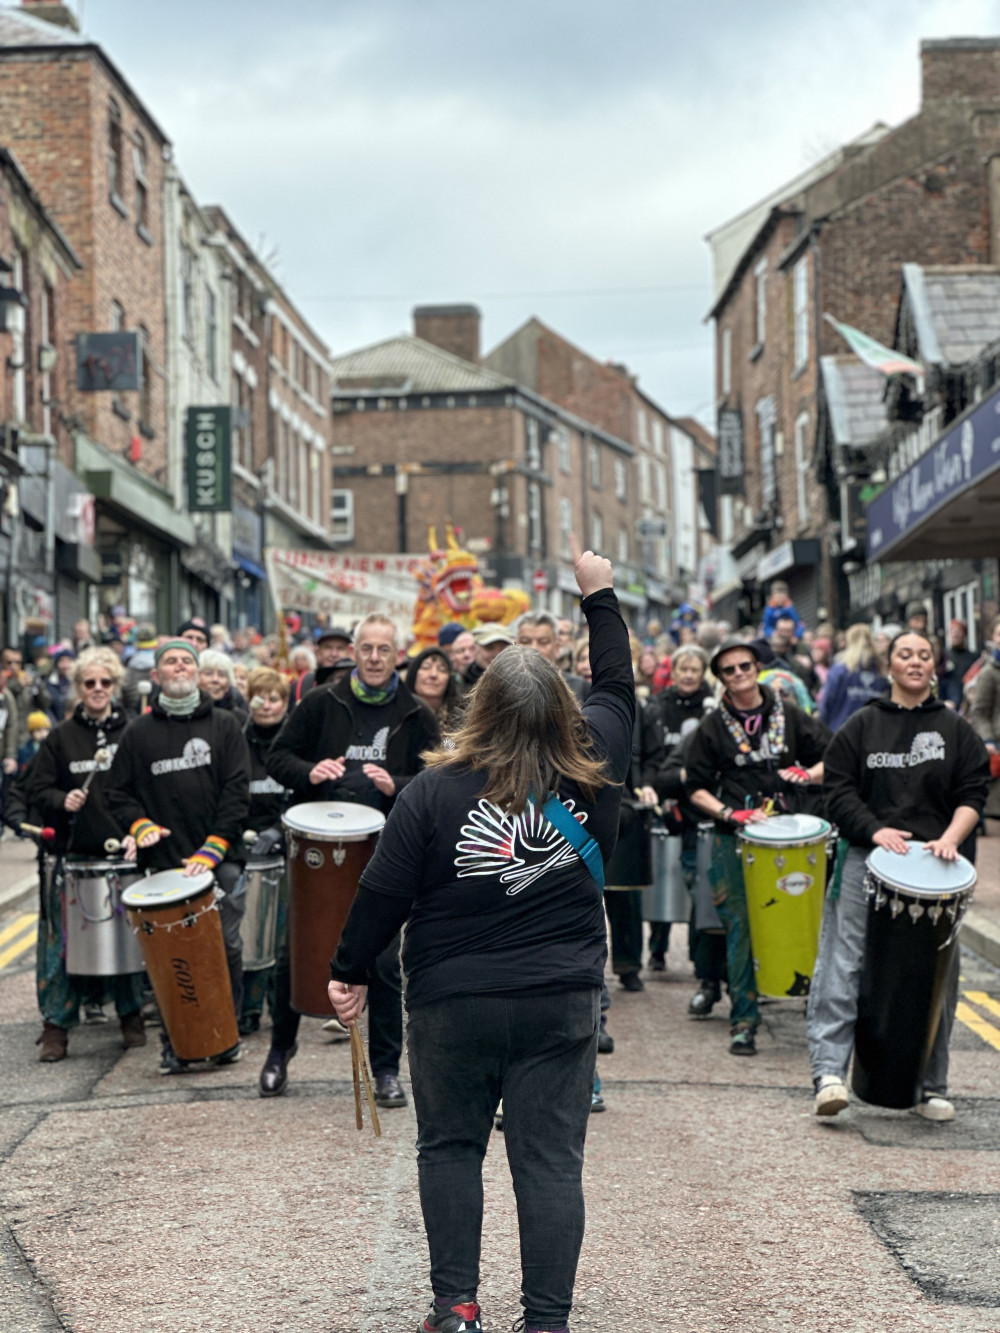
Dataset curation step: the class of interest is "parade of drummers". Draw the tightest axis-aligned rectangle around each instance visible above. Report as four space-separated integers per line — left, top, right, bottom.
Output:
3 4 1000 1331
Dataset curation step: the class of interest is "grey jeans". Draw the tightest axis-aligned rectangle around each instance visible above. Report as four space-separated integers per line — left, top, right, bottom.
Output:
806 845 957 1096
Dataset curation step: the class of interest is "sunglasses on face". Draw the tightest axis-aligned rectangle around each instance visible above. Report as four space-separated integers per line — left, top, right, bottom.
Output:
82 678 113 689
719 660 756 678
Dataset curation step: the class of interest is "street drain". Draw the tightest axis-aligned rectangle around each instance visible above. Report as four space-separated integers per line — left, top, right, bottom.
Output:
854 1191 1000 1306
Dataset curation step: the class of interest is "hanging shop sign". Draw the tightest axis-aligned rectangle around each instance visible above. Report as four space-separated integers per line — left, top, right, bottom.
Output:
185 406 232 513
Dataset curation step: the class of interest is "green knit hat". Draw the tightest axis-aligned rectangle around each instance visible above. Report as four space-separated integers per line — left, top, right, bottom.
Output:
154 638 200 667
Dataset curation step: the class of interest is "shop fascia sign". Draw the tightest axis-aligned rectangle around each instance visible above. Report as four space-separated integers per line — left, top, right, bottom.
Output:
866 388 1000 559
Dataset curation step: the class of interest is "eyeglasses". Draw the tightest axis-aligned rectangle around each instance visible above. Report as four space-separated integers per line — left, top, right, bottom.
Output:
357 644 394 659
82 678 113 689
719 660 756 679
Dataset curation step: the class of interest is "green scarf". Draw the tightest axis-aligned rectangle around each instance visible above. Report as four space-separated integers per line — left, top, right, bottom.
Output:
350 668 399 707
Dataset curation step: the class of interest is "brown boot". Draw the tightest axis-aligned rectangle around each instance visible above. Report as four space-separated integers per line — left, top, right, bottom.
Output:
36 1022 68 1062
120 1013 146 1049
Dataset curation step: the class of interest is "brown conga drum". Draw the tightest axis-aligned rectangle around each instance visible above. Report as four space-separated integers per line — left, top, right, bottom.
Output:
122 868 238 1061
282 801 386 1017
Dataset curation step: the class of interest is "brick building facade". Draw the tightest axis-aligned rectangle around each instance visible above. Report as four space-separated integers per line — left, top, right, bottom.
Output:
708 37 1000 631
328 309 644 623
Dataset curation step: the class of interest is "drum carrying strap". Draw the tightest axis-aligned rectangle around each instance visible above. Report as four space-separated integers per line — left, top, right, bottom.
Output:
826 837 850 901
530 793 605 890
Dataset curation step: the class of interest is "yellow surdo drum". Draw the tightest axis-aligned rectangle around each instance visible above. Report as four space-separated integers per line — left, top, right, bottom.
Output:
738 813 833 998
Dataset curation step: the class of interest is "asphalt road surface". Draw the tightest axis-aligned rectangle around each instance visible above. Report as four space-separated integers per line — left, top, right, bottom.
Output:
1 894 999 1333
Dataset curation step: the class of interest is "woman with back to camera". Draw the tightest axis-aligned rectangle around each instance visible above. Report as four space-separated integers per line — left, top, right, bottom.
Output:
819 623 889 731
808 630 989 1120
328 543 634 1333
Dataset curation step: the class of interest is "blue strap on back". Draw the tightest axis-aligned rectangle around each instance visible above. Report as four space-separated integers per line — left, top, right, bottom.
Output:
531 793 605 889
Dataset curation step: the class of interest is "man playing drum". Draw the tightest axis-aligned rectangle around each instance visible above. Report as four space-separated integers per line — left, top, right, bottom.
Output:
265 613 440 1105
28 647 145 1061
104 638 250 1074
686 637 831 1056
809 629 989 1120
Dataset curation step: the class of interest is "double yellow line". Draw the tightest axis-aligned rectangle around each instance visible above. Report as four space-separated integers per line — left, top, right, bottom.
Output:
0 912 37 970
957 991 1000 1052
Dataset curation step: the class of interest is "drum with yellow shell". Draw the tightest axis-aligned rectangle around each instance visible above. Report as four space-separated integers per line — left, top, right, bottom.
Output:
737 813 833 998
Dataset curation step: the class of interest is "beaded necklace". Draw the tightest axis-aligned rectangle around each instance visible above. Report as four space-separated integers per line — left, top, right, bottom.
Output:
719 689 786 762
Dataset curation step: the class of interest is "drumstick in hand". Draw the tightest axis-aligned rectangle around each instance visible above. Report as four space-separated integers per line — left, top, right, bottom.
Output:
349 1022 381 1138
81 747 110 796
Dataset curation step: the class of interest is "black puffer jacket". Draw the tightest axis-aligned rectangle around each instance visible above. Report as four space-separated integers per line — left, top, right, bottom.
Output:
28 704 131 856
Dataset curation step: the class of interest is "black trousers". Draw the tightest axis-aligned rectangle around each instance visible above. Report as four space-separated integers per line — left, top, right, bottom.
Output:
408 989 599 1328
270 931 403 1076
603 889 643 975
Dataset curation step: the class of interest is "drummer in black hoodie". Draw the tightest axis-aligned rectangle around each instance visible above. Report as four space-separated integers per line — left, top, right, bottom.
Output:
808 630 989 1122
265 612 440 1107
28 647 145 1061
104 638 250 1074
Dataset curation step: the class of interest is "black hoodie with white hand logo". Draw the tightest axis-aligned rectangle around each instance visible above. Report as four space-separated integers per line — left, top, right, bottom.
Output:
823 695 989 846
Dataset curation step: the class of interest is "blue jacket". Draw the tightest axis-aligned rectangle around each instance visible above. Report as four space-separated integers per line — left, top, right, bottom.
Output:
761 601 806 639
819 661 889 731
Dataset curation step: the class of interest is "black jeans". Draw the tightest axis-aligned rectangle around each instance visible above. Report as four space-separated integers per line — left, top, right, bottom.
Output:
407 988 600 1328
270 932 403 1076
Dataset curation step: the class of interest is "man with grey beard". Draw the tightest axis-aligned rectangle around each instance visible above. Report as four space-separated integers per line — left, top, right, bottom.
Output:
105 638 250 1074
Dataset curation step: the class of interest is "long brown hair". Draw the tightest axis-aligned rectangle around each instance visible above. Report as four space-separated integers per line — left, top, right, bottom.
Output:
422 646 612 812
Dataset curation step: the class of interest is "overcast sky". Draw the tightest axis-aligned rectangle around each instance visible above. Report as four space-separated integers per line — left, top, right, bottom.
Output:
77 0 1000 426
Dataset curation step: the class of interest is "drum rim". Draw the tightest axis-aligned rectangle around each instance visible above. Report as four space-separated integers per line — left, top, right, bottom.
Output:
739 814 832 847
865 843 976 896
283 801 385 840
49 858 144 875
245 856 286 871
121 868 215 909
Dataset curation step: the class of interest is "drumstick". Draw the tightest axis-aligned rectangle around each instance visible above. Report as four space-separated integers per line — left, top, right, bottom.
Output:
20 823 55 841
350 1022 382 1138
81 747 110 795
350 1023 363 1130
105 838 122 855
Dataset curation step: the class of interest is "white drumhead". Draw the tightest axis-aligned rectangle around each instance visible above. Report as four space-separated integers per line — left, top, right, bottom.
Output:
866 842 976 897
283 801 385 842
739 813 831 845
121 868 215 908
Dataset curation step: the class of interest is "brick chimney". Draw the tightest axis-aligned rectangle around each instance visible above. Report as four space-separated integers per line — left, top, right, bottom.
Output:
20 0 80 31
921 37 1000 105
413 304 481 364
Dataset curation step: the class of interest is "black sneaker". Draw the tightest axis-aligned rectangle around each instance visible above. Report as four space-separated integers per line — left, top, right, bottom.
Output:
597 1026 614 1054
648 954 666 972
729 1027 756 1056
159 1038 191 1076
374 1072 407 1107
418 1299 483 1331
688 980 722 1018
619 971 644 993
211 1041 243 1067
238 1013 260 1036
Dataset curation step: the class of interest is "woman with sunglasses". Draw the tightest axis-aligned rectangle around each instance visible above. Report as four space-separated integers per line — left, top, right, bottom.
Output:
27 647 145 1062
685 638 831 1055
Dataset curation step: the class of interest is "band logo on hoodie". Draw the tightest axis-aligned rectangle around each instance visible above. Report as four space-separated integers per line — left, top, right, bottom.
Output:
454 798 590 895
866 730 946 770
150 737 213 776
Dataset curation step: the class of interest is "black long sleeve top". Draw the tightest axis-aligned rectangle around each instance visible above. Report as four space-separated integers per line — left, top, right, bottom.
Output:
329 587 635 1006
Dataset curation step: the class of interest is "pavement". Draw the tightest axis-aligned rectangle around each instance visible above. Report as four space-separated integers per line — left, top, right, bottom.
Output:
0 830 998 1331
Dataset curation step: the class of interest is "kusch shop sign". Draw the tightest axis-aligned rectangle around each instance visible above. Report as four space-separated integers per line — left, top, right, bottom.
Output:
866 391 1000 558
186 406 232 513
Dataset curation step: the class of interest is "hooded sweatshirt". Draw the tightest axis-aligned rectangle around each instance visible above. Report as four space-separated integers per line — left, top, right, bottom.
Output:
28 704 131 855
823 694 989 847
104 689 250 871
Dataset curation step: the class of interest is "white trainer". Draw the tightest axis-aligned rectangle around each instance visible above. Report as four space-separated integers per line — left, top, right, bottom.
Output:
913 1095 955 1121
815 1074 849 1117
322 1017 350 1039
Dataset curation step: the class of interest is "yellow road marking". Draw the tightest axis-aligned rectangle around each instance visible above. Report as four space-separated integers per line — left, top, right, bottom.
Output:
0 912 36 948
956 1000 1000 1053
964 990 1000 1022
0 916 37 970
